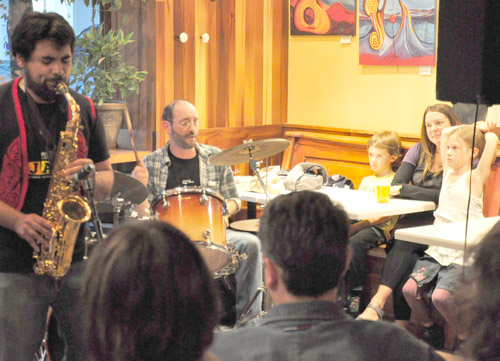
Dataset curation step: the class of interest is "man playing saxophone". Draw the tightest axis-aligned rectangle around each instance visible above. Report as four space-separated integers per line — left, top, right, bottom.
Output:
0 11 113 361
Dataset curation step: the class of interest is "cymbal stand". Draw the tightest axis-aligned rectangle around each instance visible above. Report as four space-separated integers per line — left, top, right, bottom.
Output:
111 196 125 227
249 155 270 202
82 178 104 260
234 285 267 328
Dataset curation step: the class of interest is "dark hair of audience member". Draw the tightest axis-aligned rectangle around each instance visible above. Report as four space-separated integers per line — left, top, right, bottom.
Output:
456 221 500 360
82 220 219 361
11 11 76 60
258 191 350 297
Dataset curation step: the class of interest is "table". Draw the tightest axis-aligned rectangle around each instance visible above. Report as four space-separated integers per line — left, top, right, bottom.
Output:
394 216 500 250
239 187 436 220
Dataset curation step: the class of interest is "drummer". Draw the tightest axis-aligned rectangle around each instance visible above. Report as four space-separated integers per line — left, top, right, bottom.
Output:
132 99 262 322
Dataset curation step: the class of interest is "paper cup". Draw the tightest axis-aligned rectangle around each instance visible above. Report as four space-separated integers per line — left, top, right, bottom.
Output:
375 185 390 203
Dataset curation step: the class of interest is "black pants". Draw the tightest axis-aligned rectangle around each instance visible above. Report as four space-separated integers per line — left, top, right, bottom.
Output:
380 239 428 320
345 226 386 292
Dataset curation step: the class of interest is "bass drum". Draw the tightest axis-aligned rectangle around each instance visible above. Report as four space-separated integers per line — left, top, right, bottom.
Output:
151 187 230 273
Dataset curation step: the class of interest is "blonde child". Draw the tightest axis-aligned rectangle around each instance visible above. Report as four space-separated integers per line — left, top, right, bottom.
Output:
343 131 402 314
402 124 498 349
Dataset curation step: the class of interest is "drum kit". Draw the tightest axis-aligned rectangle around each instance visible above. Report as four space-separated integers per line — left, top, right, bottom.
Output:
38 139 290 361
95 138 289 277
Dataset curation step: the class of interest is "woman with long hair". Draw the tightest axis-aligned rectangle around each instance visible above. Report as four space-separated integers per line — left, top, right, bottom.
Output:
358 104 460 332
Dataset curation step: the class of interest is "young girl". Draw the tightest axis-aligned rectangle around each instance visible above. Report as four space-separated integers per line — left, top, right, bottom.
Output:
402 124 498 349
344 131 402 314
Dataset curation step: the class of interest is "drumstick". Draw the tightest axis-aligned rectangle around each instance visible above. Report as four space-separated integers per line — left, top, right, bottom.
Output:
123 107 140 164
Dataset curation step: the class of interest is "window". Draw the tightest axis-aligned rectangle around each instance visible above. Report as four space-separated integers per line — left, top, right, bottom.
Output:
0 0 97 83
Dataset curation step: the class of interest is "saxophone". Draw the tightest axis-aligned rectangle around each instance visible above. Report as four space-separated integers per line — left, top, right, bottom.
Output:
33 83 92 279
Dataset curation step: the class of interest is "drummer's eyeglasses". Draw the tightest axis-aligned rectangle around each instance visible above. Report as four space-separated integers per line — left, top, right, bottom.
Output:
173 119 199 128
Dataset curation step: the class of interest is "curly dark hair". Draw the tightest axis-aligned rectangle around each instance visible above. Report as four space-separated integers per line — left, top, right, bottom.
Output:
258 191 350 297
11 11 75 60
456 220 500 360
83 220 219 361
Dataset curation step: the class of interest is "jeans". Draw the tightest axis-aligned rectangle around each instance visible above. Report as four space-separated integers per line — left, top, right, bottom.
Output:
227 229 262 320
0 262 88 361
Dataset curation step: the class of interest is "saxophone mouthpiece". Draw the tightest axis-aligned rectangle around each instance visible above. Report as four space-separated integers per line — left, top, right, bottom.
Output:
56 83 69 95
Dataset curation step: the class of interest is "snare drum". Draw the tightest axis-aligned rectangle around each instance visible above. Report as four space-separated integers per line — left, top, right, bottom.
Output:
151 187 230 273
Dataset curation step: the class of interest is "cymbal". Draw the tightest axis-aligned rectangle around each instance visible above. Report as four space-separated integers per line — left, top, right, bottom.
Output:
209 138 290 166
97 171 148 213
230 219 260 233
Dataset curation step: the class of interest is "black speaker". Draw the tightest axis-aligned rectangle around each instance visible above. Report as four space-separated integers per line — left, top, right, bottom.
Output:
436 1 500 104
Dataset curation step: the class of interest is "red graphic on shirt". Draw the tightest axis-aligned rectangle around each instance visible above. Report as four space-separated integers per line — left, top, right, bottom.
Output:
0 138 23 208
77 131 88 159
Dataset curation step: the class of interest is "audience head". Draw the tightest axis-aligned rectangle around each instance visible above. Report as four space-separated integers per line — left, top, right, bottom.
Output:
458 221 500 360
420 103 460 176
11 11 75 60
83 220 218 361
258 191 350 298
447 125 486 161
367 130 403 173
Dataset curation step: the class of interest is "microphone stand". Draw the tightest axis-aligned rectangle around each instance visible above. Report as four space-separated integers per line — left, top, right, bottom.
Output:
82 177 104 260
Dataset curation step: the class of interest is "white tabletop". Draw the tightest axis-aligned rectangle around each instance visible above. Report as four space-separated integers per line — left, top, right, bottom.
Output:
395 216 500 250
238 187 436 220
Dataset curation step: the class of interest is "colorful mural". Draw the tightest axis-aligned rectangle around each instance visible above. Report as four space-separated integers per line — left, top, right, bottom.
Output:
290 0 356 36
359 0 436 65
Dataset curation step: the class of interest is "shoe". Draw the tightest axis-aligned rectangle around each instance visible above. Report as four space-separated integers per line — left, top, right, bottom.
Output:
421 323 444 350
356 303 384 321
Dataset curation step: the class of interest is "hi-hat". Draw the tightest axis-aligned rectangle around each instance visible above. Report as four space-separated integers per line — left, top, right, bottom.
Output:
209 138 290 166
96 171 148 213
230 219 260 233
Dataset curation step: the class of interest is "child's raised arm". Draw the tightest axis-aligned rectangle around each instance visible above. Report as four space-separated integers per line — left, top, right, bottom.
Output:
474 131 499 191
440 126 455 172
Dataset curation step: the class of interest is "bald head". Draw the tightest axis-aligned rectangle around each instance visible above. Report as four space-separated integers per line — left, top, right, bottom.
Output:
162 100 195 123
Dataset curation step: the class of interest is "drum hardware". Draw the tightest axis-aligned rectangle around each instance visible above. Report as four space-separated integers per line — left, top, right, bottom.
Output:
251 158 270 201
96 171 148 225
83 232 99 260
162 197 170 210
234 285 268 328
209 139 290 202
200 191 208 205
151 187 231 273
208 138 291 167
212 242 247 278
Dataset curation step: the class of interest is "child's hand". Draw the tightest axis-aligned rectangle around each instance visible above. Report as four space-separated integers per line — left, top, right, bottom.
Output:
476 120 498 133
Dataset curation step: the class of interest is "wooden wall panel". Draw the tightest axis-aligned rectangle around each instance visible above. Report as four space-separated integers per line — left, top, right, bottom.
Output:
154 0 288 146
280 127 421 189
173 0 196 102
111 0 156 150
272 0 289 125
155 0 175 149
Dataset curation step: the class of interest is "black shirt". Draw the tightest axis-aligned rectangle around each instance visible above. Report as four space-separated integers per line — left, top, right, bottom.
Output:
166 147 200 190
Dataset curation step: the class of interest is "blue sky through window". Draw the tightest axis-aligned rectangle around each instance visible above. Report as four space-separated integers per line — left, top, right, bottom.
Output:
0 0 96 83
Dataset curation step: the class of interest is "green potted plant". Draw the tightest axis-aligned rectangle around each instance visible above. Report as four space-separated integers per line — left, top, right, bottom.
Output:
69 0 147 149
